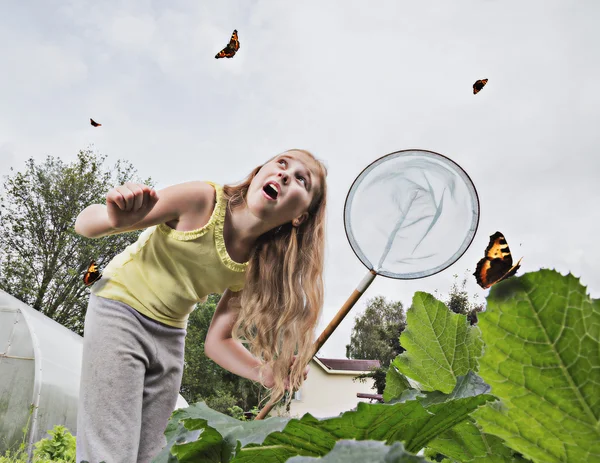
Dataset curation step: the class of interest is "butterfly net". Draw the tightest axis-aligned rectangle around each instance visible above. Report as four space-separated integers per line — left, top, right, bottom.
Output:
344 150 479 279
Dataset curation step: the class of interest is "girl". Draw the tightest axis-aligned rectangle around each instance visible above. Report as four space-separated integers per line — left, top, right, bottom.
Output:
74 149 328 463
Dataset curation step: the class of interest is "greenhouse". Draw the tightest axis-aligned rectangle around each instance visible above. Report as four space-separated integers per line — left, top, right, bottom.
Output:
0 289 189 457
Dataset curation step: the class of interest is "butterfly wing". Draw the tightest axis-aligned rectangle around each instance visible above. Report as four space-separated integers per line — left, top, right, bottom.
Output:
474 231 522 288
215 30 240 59
215 47 232 59
473 257 494 289
229 30 240 51
83 260 102 286
497 257 523 284
473 78 488 95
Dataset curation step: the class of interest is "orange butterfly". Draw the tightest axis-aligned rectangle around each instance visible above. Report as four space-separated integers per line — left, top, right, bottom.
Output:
215 30 240 59
83 260 102 286
473 78 488 95
473 232 522 289
90 118 102 127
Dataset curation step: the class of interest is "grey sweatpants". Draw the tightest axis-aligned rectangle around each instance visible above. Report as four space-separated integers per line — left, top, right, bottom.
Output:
76 294 186 463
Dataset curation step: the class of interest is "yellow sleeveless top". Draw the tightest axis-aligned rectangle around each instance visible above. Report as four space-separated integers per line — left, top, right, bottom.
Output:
91 182 248 328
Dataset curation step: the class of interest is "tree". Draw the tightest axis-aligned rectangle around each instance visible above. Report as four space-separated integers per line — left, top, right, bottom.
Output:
345 296 406 394
180 293 265 415
0 149 153 335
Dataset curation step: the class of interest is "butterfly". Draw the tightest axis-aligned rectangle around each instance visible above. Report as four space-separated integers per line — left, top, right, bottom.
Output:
90 118 102 127
473 231 523 289
473 78 488 95
83 260 102 286
215 30 240 59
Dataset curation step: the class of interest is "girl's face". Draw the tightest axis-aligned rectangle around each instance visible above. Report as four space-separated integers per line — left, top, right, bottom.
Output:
247 150 320 228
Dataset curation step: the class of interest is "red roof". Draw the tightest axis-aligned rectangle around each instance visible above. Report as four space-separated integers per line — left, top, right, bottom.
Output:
316 357 381 371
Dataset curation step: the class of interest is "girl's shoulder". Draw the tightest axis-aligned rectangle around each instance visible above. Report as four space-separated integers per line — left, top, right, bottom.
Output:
193 180 218 202
162 181 218 232
169 180 217 213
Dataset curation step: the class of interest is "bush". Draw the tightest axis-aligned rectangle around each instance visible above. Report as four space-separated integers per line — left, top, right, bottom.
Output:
205 390 239 415
0 424 76 463
31 425 76 463
0 406 32 463
0 448 29 463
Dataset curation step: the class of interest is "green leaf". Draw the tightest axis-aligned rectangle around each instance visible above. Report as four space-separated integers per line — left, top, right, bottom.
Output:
392 292 484 393
153 402 290 462
170 421 226 463
238 393 494 460
475 270 600 462
286 440 427 462
417 371 490 408
426 418 525 462
156 390 495 462
383 365 411 402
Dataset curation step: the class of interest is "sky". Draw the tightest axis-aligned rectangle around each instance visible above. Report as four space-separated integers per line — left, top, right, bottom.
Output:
1 0 598 358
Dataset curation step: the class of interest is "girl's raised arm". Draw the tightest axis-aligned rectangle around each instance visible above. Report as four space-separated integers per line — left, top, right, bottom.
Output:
74 180 212 239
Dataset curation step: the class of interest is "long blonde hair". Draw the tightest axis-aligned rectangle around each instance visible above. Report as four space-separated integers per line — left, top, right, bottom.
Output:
223 149 328 407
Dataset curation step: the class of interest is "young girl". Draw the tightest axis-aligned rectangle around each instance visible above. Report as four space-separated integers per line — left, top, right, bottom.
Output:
74 149 328 463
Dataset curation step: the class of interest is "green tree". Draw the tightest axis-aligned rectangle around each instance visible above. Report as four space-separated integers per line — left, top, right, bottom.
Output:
181 293 265 415
345 296 406 394
0 149 153 335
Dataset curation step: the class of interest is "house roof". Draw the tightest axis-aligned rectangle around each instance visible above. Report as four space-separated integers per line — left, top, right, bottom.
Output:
315 357 380 372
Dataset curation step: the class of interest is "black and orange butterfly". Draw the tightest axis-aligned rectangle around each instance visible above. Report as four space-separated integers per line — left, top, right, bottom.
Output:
90 118 102 127
215 30 240 59
83 260 102 286
473 79 488 95
473 231 523 289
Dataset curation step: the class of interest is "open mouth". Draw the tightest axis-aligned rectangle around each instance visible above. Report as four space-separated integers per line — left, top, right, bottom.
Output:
263 183 279 200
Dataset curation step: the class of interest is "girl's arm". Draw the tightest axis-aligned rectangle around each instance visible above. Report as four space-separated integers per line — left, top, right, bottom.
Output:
74 181 213 238
204 289 274 388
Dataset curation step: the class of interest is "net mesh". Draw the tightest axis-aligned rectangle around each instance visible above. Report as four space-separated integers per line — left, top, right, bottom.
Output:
344 150 479 279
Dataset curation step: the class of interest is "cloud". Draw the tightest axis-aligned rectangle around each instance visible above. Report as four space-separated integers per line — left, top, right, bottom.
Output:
0 143 16 180
107 14 157 52
0 39 87 93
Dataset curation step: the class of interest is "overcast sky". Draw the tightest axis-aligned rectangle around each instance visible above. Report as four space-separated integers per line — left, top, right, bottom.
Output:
1 0 598 358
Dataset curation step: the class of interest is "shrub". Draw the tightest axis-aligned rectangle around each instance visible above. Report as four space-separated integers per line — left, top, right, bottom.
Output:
31 425 76 463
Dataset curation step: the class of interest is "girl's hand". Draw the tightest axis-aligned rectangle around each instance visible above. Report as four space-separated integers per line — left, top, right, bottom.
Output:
260 365 276 389
259 357 310 389
106 183 159 230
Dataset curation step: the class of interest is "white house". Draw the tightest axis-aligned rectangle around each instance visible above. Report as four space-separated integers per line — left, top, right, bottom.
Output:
283 357 381 419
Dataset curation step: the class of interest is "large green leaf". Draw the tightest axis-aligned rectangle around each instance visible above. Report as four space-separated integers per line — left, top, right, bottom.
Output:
155 391 494 462
416 371 490 408
426 418 527 462
286 440 426 462
392 292 484 393
475 270 600 462
152 403 290 462
239 394 493 460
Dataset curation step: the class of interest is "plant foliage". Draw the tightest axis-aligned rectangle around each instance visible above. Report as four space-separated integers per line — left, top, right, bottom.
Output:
473 270 599 462
156 269 598 462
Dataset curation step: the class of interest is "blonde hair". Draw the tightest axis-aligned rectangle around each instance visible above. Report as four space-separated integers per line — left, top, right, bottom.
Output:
223 149 328 407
